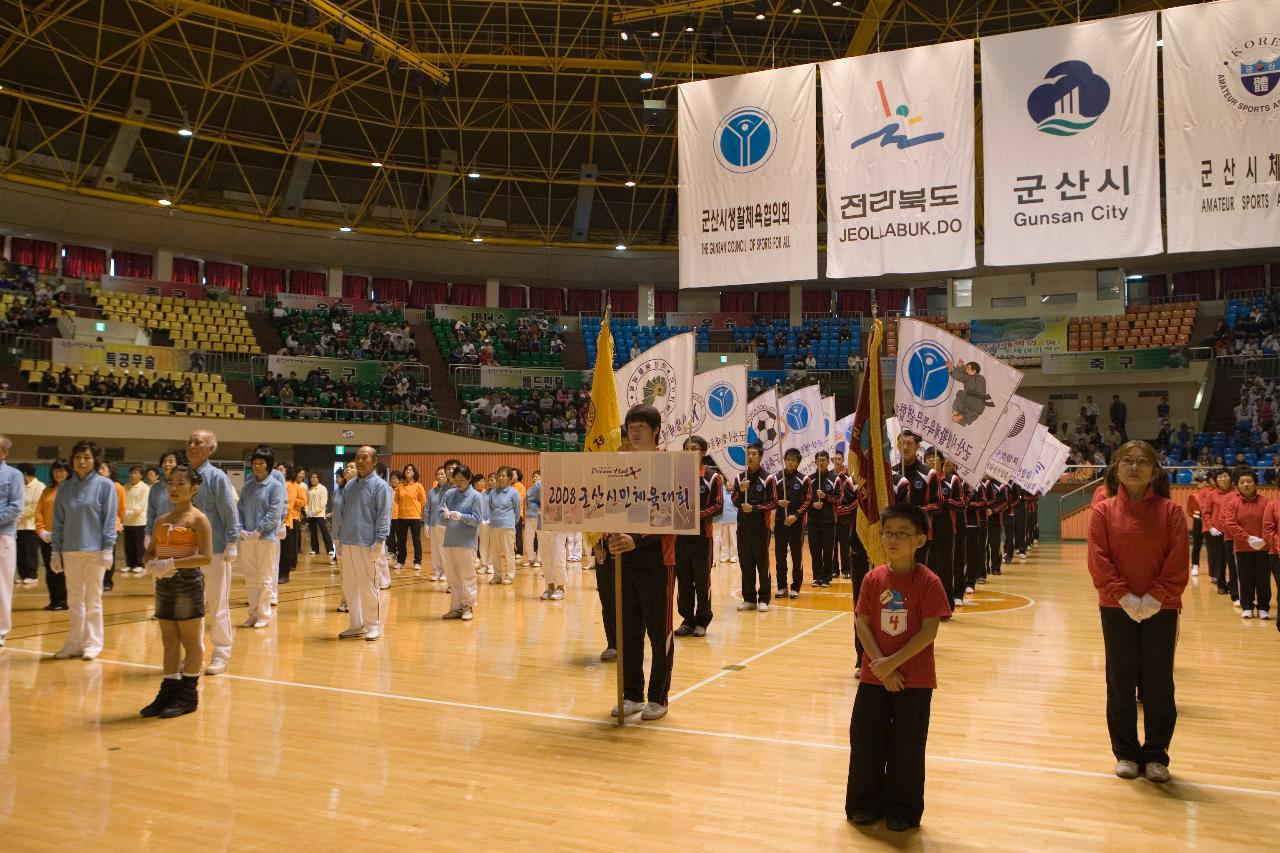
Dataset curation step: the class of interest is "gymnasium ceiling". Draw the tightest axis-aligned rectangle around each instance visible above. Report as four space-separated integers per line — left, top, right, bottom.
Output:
0 0 1174 251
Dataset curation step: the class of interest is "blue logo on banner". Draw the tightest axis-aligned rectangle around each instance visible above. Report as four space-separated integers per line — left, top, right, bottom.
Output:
904 341 952 404
1027 61 1110 136
727 446 747 467
785 401 811 432
714 107 777 173
707 383 736 419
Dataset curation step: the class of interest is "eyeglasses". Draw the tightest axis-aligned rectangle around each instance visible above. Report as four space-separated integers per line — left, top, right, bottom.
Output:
881 531 918 541
1118 457 1154 469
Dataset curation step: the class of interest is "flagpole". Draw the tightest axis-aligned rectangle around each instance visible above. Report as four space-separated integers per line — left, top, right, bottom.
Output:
606 302 627 727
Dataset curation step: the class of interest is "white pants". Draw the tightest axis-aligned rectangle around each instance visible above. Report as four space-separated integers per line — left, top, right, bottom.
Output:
341 544 382 632
522 521 539 564
241 539 280 622
715 522 738 562
478 525 492 567
543 531 567 586
62 551 106 656
204 554 233 664
491 527 517 579
441 546 478 611
375 543 390 588
0 535 13 637
567 531 582 562
429 525 446 577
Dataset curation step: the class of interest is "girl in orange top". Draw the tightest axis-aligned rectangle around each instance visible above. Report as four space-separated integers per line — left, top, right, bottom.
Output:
140 464 212 719
35 460 70 610
396 464 427 573
97 462 127 591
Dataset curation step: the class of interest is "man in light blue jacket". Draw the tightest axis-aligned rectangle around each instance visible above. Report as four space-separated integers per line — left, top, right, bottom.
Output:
338 446 393 641
0 434 27 646
237 445 286 628
185 430 242 675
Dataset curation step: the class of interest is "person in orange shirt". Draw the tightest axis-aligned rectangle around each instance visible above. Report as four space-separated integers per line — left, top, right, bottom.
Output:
511 467 528 565
277 464 307 587
35 460 70 610
388 470 404 570
97 462 126 592
395 464 427 573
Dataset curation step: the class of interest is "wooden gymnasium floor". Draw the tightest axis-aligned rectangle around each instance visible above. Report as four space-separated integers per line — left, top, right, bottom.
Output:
3 541 1279 851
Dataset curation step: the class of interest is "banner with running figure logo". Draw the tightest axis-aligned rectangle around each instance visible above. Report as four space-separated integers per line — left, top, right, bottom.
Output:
822 396 838 456
745 388 783 474
661 365 748 479
984 395 1045 484
981 13 1162 265
778 384 826 476
678 64 817 288
820 40 975 277
613 332 696 452
1163 0 1280 253
893 319 1025 488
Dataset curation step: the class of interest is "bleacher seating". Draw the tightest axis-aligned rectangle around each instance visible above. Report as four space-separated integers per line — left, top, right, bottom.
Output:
18 359 241 418
431 316 563 367
89 285 259 353
0 289 70 327
582 316 710 369
733 318 864 369
885 315 965 358
275 302 417 361
1067 302 1196 351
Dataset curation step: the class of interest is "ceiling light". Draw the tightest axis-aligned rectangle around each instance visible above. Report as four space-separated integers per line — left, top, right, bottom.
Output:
339 226 352 232
468 171 480 179
177 127 193 137
370 161 383 167
639 66 654 80
157 199 172 207
684 16 694 32
792 4 802 14
755 1 767 19
620 29 629 41
615 244 627 251
832 0 842 5
624 180 636 187
472 236 484 243
650 29 661 38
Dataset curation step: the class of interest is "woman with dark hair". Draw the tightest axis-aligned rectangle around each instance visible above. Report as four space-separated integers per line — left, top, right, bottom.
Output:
1088 440 1188 784
305 471 334 561
52 440 119 660
1222 468 1270 619
1200 467 1238 601
395 463 426 574
146 449 185 547
35 459 71 611
439 463 483 622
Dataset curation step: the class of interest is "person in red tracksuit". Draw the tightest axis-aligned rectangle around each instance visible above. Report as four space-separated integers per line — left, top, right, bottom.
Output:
1188 479 1209 578
1087 440 1188 784
1221 468 1270 619
961 479 989 596
939 458 966 609
1200 468 1236 598
984 477 1008 577
1261 494 1280 620
674 435 723 638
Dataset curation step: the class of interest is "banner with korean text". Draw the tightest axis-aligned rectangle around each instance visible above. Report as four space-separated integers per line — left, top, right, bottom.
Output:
1163 0 1280 253
614 333 696 451
832 413 856 457
477 366 585 390
539 451 700 534
50 339 193 373
678 64 817 288
893 319 1024 488
663 366 749 482
1033 434 1072 494
275 292 388 314
981 13 1162 265
663 312 760 331
1013 424 1051 493
746 388 783 474
101 276 209 300
968 317 1068 360
1041 346 1191 374
779 384 825 475
820 40 975 277
985 395 1045 483
822 396 838 456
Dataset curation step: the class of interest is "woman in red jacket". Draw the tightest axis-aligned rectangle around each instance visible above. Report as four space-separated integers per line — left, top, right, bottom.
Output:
1087 440 1188 784
1222 469 1270 619
1200 468 1235 597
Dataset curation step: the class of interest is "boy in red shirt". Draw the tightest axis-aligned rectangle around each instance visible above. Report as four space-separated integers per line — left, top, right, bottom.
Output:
846 503 950 832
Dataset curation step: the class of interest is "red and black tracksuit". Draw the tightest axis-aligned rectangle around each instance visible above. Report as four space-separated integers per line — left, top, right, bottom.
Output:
985 479 1009 576
894 458 941 565
676 468 724 630
731 466 776 605
600 532 677 707
962 480 991 590
772 469 808 595
935 471 964 609
801 467 840 585
834 473 864 583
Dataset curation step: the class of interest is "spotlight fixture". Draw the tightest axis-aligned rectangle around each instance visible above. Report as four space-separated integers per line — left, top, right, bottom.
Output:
755 0 767 19
832 0 842 5
472 236 484 243
684 16 694 32
301 4 319 27
177 126 193 137
157 199 172 207
370 161 383 168
624 180 636 187
792 4 802 14
387 55 400 74
620 28 629 41
330 23 347 45
409 70 427 90
615 244 627 251
650 28 660 38
639 64 653 80
467 171 480 179
339 226 352 232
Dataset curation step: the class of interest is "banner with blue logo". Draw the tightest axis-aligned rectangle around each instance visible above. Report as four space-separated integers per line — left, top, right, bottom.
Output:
1163 0 1280 253
984 395 1045 483
1013 424 1051 493
893 318 1025 488
746 388 783 474
677 64 817 288
832 413 856 458
980 13 1162 265
822 395 838 456
778 384 825 476
820 40 975 278
662 365 748 481
613 332 696 451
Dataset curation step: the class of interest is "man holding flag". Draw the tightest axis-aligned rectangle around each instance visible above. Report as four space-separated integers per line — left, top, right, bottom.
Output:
582 309 622 663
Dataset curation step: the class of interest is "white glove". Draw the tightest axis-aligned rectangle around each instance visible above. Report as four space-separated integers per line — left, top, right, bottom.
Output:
224 544 238 562
51 552 63 574
449 510 462 521
145 557 177 579
38 529 52 543
1119 592 1143 622
278 525 286 539
1209 527 1222 536
100 550 114 569
1137 593 1162 621
1248 535 1266 551
481 520 490 527
143 533 151 549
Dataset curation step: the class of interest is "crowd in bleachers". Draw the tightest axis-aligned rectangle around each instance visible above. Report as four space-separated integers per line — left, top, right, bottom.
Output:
581 315 708 369
735 317 863 370
1209 295 1280 357
458 386 588 448
0 267 66 334
437 311 565 368
22 363 195 411
269 298 418 361
255 364 435 422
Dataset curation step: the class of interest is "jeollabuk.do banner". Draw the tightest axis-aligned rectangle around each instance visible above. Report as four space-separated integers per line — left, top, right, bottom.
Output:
746 388 783 474
678 64 817 289
981 13 1162 265
820 40 975 277
1163 0 1280 253
614 333 696 451
779 384 825 476
893 318 1024 488
985 395 1046 483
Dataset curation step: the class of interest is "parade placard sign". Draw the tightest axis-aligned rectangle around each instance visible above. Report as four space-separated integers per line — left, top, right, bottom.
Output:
539 451 700 535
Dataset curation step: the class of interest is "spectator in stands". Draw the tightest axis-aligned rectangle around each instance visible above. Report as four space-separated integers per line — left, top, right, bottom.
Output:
805 352 818 370
1157 396 1170 421
1084 396 1099 430
1109 395 1128 442
491 397 512 428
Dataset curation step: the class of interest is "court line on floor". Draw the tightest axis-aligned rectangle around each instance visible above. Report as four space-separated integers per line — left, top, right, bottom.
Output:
6 644 1278 800
669 612 848 703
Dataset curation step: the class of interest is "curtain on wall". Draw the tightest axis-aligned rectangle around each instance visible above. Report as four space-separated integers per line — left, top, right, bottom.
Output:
341 275 370 299
802 289 830 314
608 289 638 313
288 270 327 295
654 290 678 315
111 251 153 279
172 258 200 284
450 283 485 306
1171 270 1216 301
757 291 788 314
529 287 565 313
875 288 908 312
372 278 410 302
839 289 871 315
720 292 754 312
9 238 58 272
910 288 932 314
204 261 243 290
1220 265 1265 294
409 281 448 308
63 245 107 280
247 266 285 297
500 285 527 308
566 289 600 314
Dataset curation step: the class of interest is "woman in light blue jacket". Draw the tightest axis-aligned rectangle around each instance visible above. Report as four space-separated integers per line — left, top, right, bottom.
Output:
440 464 484 622
52 440 119 660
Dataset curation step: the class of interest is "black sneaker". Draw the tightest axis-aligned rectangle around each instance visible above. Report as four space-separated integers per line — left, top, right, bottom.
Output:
885 818 918 832
847 812 880 825
673 624 694 637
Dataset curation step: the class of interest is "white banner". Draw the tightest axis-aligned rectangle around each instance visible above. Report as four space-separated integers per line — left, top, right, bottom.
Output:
779 384 826 475
1033 435 1072 494
538 451 700 534
820 41 975 277
1163 0 1280 253
893 319 1025 488
663 366 748 483
678 64 818 288
1013 424 1051 493
833 413 856 458
981 13 1162 265
746 388 783 474
985 396 1046 483
614 333 696 451
822 396 838 455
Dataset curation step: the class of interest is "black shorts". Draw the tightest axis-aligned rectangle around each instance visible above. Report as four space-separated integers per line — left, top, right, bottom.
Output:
154 569 206 621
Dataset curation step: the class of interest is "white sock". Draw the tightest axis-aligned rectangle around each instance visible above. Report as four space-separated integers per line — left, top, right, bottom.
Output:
164 673 181 680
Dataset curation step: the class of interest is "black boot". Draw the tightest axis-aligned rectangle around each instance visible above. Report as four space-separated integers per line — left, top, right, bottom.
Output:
140 678 179 717
158 675 199 718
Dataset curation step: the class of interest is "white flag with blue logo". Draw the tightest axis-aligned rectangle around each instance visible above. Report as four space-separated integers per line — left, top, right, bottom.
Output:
820 40 975 277
677 64 818 289
779 384 826 476
664 365 748 482
985 395 1045 483
746 388 783 474
1013 424 1050 493
1163 0 1280 253
822 396 838 455
893 319 1024 489
615 333 696 451
833 413 857 458
1033 434 1072 495
981 13 1162 265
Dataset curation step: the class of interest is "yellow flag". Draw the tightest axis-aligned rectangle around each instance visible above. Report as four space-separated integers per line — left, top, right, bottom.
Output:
582 307 622 550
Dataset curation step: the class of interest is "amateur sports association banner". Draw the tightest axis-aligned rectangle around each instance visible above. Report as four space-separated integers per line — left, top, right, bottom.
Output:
614 333 696 451
779 384 825 476
746 388 783 474
1163 0 1280 253
981 13 1162 265
539 451 699 535
678 64 817 288
968 317 1068 360
833 413 856 458
661 366 748 482
820 40 975 277
985 395 1045 483
893 318 1024 488
51 339 193 373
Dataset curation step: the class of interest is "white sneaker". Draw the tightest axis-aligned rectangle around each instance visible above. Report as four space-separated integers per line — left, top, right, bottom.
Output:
550 588 565 601
965 586 975 594
788 590 799 599
461 605 473 621
1114 759 1141 779
1233 599 1241 608
611 699 644 717
337 602 349 613
1242 610 1253 619
640 702 668 721
737 601 756 611
53 648 79 660
365 627 382 641
1260 611 1271 620
413 565 422 575
757 602 769 612
502 576 513 585
1190 564 1199 576
953 598 964 607
82 651 99 661
253 620 268 629
339 626 367 638
240 616 256 628
205 659 228 675
270 595 278 606
532 560 542 568
539 588 554 600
